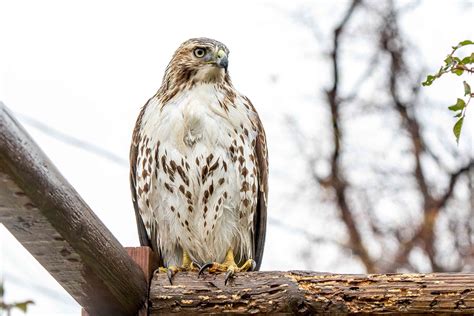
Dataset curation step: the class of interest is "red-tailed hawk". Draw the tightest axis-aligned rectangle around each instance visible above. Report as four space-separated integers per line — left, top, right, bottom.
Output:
130 38 268 283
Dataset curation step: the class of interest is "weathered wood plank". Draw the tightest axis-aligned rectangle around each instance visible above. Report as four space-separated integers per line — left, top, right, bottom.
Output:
126 246 160 283
127 247 159 316
0 102 147 316
149 271 474 314
82 247 159 316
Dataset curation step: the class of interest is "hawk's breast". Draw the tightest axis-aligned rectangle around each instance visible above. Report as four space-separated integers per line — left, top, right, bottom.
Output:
135 83 259 266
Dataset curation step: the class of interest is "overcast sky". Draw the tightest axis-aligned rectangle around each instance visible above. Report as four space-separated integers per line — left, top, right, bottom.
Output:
0 0 472 315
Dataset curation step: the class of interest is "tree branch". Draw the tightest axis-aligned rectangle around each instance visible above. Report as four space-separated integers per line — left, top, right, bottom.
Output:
379 4 443 272
436 160 474 209
149 271 474 314
324 0 376 273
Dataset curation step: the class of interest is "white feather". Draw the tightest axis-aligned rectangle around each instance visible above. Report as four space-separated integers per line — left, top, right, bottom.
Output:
135 83 258 266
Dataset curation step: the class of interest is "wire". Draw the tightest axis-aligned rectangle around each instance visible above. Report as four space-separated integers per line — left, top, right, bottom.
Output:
16 113 128 166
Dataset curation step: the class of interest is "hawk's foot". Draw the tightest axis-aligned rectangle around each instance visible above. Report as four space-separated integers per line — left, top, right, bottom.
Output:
198 248 256 285
156 250 200 284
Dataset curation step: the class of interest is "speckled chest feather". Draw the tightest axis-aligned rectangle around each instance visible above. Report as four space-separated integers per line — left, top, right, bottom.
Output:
133 83 259 266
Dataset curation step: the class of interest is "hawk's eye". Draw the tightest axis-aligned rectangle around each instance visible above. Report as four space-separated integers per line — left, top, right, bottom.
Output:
193 47 206 58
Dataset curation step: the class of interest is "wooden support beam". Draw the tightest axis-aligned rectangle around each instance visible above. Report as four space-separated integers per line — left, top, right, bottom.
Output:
149 271 474 314
82 247 159 316
125 247 159 316
0 102 147 316
126 247 160 283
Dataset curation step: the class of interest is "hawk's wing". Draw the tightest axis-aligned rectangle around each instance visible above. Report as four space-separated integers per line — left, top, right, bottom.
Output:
129 102 162 265
245 97 268 271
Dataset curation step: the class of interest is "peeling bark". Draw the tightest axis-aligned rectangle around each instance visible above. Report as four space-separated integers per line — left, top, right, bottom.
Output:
149 271 474 314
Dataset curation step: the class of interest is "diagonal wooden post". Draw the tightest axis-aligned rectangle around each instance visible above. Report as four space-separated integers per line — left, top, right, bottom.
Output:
0 102 147 316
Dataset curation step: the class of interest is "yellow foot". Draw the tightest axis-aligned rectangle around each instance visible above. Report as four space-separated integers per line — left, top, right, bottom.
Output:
198 248 256 285
156 251 199 284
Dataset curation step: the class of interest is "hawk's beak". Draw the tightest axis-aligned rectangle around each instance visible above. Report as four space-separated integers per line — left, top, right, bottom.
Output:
215 49 228 71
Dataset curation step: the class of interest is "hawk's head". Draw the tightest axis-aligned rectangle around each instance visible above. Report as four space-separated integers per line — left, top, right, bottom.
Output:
162 38 231 88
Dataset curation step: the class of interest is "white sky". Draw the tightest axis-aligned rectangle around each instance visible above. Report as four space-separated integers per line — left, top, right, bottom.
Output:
0 0 472 315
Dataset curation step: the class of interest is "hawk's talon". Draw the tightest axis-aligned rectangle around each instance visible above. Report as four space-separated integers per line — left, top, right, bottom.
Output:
156 250 197 284
167 269 175 284
155 266 179 284
191 261 202 270
197 249 255 285
198 262 214 276
250 259 257 271
224 267 235 285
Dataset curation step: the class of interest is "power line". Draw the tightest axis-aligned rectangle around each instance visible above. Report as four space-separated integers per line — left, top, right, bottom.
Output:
16 113 128 166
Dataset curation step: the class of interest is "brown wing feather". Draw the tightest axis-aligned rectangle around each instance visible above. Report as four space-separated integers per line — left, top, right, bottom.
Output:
246 98 268 271
129 102 163 265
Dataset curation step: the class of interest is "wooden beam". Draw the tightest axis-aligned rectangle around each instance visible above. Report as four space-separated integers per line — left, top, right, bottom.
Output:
82 247 159 316
149 271 474 314
0 102 147 316
126 247 160 283
126 247 159 316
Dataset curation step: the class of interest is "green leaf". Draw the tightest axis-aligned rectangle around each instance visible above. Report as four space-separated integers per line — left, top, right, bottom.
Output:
444 56 453 65
448 98 466 111
13 300 34 313
422 75 435 86
464 81 471 96
453 117 464 143
461 56 472 64
453 68 464 76
458 40 474 46
454 112 463 118
14 302 27 312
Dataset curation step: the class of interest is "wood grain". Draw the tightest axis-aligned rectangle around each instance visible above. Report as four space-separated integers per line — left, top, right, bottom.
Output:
126 246 160 283
82 247 159 316
0 102 147 316
149 271 474 314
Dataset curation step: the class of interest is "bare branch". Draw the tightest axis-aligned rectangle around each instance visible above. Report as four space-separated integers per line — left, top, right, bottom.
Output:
436 160 474 209
323 0 378 273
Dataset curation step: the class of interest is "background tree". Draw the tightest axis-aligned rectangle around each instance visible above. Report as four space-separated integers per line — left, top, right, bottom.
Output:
289 0 473 273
